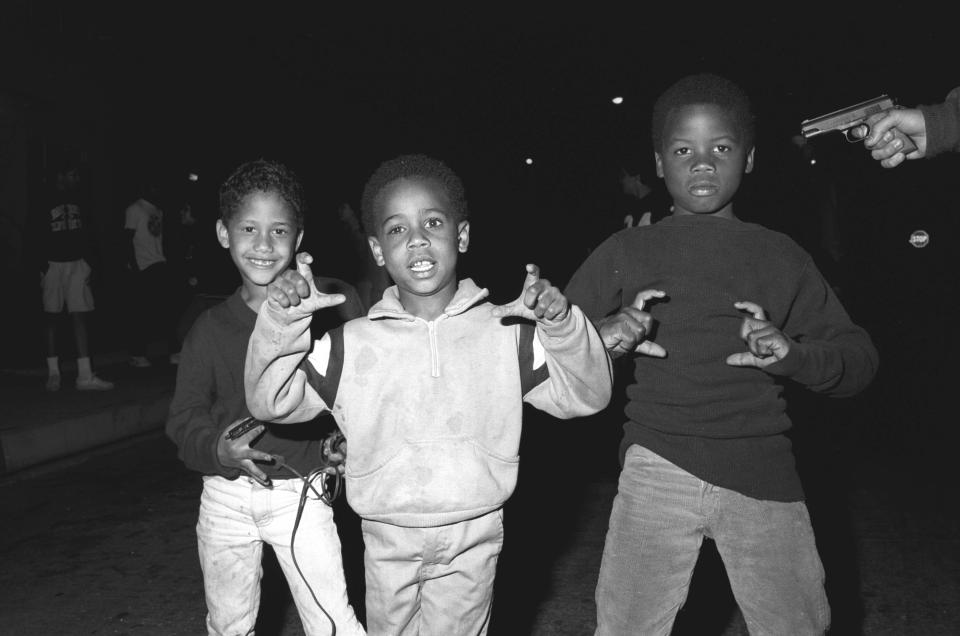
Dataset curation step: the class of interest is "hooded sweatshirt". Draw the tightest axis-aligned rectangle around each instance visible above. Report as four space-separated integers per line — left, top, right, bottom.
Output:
246 279 612 527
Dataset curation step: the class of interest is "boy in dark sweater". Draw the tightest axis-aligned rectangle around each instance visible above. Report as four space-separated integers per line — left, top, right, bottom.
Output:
565 74 879 635
165 159 365 635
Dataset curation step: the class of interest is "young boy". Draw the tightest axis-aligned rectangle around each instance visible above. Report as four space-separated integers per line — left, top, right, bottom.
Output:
244 154 613 635
564 74 880 635
165 159 365 636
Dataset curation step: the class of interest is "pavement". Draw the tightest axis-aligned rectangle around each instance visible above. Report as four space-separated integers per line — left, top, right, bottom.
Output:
0 349 178 476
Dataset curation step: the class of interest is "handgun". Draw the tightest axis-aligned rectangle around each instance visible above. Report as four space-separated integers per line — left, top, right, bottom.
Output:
801 94 917 153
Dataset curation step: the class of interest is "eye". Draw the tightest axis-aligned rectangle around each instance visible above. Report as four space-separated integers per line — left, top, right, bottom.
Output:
673 147 690 157
715 144 731 154
424 216 443 229
272 227 289 236
386 224 405 235
239 225 256 233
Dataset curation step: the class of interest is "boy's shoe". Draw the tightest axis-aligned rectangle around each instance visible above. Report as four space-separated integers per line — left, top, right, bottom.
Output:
168 352 181 365
129 356 152 368
45 374 62 392
76 375 115 391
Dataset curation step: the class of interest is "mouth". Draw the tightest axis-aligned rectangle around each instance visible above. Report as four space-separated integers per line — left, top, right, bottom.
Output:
246 257 278 268
688 181 719 197
408 258 437 274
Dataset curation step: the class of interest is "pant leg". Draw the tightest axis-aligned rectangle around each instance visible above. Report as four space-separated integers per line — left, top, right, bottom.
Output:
419 510 503 636
594 445 706 636
262 479 365 636
712 488 831 635
361 519 425 635
196 476 264 636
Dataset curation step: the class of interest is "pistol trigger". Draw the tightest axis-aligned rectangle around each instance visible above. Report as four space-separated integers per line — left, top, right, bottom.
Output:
843 127 864 143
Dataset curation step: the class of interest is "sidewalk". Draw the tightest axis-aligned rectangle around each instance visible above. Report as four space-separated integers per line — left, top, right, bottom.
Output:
0 351 178 475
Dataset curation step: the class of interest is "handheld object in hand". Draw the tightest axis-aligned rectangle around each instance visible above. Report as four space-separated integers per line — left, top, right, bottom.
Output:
225 416 262 440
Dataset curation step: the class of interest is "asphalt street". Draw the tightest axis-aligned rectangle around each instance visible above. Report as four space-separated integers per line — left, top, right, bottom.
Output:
1 393 958 635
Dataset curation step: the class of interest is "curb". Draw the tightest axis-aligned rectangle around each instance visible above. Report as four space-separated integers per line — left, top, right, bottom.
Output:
0 392 172 475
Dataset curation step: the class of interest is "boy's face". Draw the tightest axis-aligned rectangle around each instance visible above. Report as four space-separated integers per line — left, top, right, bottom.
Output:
367 177 469 309
216 190 302 293
654 103 754 219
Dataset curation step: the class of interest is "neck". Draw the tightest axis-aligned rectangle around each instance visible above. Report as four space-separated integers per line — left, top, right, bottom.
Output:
398 285 457 321
241 283 268 313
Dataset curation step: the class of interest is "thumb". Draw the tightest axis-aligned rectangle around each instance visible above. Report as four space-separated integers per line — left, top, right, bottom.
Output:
734 301 767 321
632 289 666 311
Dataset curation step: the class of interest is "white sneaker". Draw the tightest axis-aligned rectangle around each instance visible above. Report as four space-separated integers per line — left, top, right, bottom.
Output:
129 356 152 368
76 375 115 391
46 374 62 392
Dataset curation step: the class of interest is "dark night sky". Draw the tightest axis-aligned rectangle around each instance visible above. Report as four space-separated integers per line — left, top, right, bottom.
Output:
4 5 958 289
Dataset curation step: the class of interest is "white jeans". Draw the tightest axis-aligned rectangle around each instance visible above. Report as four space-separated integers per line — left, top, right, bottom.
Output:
197 475 365 636
361 509 504 636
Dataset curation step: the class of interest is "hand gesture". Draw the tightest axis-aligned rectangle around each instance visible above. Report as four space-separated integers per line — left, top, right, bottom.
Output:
597 289 666 358
217 417 275 487
725 301 792 369
491 264 570 323
266 252 346 321
853 108 927 168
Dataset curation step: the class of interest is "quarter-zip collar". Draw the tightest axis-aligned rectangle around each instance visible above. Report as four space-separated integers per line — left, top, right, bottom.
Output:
367 279 489 322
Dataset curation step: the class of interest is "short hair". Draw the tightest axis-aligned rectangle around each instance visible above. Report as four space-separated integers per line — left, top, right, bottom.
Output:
651 73 755 152
360 153 468 236
218 158 306 229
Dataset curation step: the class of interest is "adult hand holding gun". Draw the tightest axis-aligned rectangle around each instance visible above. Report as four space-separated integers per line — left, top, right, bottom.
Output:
854 107 927 168
801 95 918 166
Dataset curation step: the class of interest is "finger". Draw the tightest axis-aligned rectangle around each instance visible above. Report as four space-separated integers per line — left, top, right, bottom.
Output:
295 252 315 281
631 289 666 311
635 340 667 357
734 301 767 321
726 351 761 367
523 263 541 289
240 460 271 486
865 112 898 145
316 293 347 309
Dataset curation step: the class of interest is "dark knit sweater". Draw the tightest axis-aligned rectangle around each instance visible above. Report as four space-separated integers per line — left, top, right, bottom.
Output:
166 289 336 479
920 87 960 158
565 214 879 501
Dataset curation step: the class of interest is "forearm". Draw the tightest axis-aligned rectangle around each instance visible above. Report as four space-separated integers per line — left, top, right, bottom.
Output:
530 306 614 416
244 302 328 422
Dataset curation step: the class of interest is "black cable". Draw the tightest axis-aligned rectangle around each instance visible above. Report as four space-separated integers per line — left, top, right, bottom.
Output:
276 459 344 636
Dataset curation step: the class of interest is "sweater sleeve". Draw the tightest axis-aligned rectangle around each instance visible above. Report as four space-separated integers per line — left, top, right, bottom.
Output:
563 232 627 321
765 258 879 397
919 87 960 158
244 302 331 424
165 316 241 478
522 304 614 418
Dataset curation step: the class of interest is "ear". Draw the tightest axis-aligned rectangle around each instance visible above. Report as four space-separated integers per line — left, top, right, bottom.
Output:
367 236 385 266
215 219 230 249
457 220 470 253
654 152 664 178
745 147 756 174
295 229 304 250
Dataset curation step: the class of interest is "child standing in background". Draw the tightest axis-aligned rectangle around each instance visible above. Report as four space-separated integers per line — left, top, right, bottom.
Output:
166 158 365 636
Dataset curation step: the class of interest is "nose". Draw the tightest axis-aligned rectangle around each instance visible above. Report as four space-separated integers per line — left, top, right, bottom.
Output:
691 150 715 173
406 228 429 249
253 232 274 252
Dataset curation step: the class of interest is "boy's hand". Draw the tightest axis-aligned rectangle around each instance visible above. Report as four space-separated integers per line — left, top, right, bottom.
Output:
266 252 346 319
725 301 792 369
491 264 570 323
217 417 275 487
597 289 667 358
